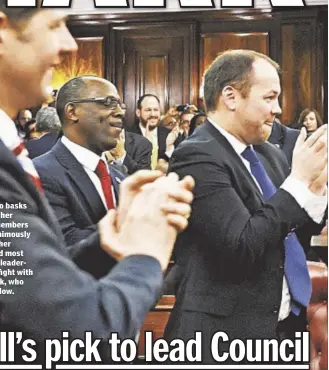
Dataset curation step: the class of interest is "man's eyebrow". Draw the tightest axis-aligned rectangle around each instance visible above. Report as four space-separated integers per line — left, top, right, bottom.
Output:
264 90 280 96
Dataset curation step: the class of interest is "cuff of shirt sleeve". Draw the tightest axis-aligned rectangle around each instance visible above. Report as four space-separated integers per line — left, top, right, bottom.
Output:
165 146 175 159
114 153 126 165
281 175 327 223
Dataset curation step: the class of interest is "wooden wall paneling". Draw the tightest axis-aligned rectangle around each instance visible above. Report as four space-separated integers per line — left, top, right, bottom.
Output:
141 55 169 112
317 9 327 123
67 23 112 81
113 23 196 129
138 295 175 359
281 21 314 125
66 7 327 127
201 31 269 76
279 7 327 126
199 18 274 110
52 36 105 90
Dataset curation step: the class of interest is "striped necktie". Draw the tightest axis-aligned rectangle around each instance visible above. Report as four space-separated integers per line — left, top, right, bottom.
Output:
12 139 43 192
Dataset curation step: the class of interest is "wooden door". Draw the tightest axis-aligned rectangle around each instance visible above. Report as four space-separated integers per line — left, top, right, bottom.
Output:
113 23 197 130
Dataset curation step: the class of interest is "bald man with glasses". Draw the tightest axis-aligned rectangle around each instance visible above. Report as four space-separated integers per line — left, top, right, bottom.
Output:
33 77 128 261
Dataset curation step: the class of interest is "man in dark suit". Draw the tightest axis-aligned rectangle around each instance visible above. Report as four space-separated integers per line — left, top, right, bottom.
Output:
124 131 152 172
26 106 61 158
129 94 179 168
268 119 300 166
34 76 127 247
164 50 327 364
0 4 194 363
106 129 152 174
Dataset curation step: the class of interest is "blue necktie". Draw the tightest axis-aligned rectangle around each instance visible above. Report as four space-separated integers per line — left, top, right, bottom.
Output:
242 146 311 315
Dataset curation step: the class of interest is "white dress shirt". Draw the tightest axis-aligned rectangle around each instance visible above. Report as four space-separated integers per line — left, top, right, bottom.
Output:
0 109 22 149
208 118 327 321
61 136 116 209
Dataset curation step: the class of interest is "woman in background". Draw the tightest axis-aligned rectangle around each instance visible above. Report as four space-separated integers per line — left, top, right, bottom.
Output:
188 112 207 136
296 108 323 135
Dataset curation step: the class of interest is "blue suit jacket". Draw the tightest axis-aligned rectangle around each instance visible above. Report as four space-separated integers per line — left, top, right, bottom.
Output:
0 138 162 363
33 140 125 249
26 132 59 159
268 122 299 166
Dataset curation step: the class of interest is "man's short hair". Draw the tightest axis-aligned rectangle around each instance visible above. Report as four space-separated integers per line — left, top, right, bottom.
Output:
137 94 160 110
203 50 280 112
0 1 41 26
56 77 88 123
36 107 61 133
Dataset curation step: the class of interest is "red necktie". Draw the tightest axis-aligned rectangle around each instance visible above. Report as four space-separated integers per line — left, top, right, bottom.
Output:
12 141 43 192
95 159 115 210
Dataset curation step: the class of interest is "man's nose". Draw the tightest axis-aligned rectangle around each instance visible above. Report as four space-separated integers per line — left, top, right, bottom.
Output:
61 27 78 55
272 100 282 116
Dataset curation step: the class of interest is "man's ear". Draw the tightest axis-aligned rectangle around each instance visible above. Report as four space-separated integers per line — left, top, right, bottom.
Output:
136 109 141 119
0 12 9 56
65 103 79 123
221 85 238 111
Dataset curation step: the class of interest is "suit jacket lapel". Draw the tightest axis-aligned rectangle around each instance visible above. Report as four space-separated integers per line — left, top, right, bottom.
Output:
203 120 263 198
108 164 125 204
157 126 168 157
52 141 107 220
124 131 134 156
269 123 284 148
255 145 286 189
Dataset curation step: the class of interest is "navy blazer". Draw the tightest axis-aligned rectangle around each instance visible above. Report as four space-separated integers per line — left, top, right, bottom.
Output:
268 121 299 166
26 132 59 159
33 140 125 248
129 124 170 160
124 131 152 173
164 120 322 363
0 138 163 363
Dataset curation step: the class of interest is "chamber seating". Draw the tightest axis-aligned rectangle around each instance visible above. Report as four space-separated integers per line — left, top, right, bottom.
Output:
307 261 328 370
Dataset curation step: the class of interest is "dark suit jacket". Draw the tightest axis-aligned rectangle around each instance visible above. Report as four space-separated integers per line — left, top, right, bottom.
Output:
33 140 125 248
26 132 59 159
124 131 152 173
164 120 322 363
268 122 299 166
129 124 170 160
0 138 162 363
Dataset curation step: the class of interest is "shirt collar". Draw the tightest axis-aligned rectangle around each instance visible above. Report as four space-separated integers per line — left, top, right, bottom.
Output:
0 109 21 149
208 117 248 156
61 136 107 172
139 123 158 137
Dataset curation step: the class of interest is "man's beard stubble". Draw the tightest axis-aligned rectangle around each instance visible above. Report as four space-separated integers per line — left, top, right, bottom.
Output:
140 117 159 131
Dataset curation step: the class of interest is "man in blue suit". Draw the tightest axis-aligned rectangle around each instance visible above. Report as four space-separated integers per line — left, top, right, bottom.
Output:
34 77 127 251
26 106 61 158
268 119 299 166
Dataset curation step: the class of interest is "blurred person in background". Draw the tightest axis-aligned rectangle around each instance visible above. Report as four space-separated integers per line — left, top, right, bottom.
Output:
26 106 61 158
188 112 207 136
268 117 299 166
106 102 153 174
16 108 33 139
295 108 323 135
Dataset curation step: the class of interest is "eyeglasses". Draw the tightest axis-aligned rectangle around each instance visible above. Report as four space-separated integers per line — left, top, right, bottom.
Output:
67 96 127 110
